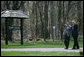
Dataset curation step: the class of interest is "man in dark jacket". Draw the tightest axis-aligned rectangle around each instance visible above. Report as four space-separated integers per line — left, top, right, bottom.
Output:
71 20 79 49
63 22 71 49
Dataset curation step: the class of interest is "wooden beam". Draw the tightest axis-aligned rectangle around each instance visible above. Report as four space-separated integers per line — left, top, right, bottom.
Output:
20 19 23 45
5 18 8 45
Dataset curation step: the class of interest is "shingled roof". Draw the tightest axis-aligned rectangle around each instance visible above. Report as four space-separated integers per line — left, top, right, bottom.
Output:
1 10 29 19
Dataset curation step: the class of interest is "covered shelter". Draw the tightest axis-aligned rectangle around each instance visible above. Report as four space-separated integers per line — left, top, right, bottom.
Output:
1 10 29 45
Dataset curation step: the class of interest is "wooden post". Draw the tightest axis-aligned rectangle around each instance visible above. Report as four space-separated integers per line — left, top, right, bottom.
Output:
5 18 8 45
20 19 23 45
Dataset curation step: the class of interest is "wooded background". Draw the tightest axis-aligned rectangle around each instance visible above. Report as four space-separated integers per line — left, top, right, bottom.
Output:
1 1 83 42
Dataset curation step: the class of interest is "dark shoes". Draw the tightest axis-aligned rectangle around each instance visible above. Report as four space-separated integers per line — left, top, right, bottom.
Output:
72 48 76 50
64 47 79 50
72 48 79 50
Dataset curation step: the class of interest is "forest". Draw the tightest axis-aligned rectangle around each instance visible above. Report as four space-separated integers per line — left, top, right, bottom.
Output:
1 1 83 42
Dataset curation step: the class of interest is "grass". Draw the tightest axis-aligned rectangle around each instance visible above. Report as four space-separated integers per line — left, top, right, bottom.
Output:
1 36 83 56
1 35 83 48
1 51 82 56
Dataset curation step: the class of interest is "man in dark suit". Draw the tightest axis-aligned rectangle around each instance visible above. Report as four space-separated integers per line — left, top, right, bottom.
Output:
61 19 72 49
71 20 79 49
63 22 71 49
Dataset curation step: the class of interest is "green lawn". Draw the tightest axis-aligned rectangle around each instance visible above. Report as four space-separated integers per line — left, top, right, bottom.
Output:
1 35 83 48
1 36 83 56
1 51 82 56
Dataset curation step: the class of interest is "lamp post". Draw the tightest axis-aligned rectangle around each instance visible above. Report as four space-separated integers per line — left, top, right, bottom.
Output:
52 26 56 41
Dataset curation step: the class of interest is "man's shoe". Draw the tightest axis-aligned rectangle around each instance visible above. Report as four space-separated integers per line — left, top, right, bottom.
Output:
77 48 79 49
65 48 68 49
72 48 75 49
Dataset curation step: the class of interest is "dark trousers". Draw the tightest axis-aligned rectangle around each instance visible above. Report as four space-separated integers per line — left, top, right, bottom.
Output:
64 35 70 48
72 35 79 49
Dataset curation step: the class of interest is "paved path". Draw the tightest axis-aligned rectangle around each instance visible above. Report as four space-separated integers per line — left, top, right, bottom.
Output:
1 48 83 52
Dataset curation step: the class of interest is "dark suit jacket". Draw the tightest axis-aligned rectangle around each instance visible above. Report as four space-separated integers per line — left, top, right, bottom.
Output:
72 24 78 36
